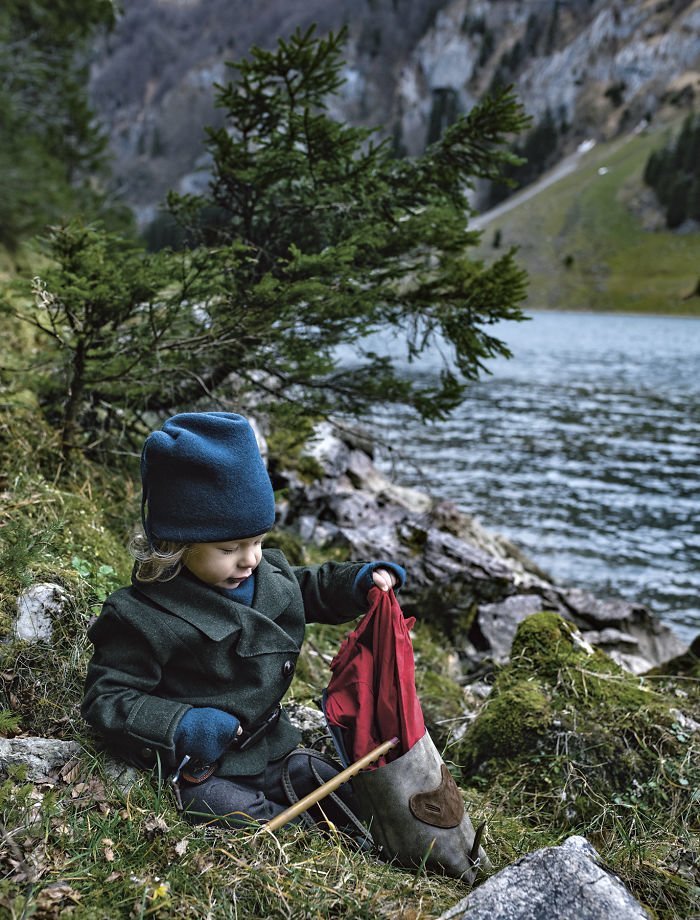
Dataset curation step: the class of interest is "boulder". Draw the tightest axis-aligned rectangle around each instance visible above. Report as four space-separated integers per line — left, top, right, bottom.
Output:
286 701 328 745
457 611 699 869
557 587 687 671
0 737 81 782
14 583 70 643
439 836 650 920
577 627 653 676
0 737 139 792
472 595 549 662
472 586 687 674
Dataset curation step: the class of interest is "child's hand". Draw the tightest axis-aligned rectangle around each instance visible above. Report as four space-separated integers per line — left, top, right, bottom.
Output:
175 707 242 763
354 561 405 599
372 568 398 592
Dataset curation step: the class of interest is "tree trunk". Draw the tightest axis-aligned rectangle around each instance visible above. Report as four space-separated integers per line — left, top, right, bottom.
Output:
60 340 87 472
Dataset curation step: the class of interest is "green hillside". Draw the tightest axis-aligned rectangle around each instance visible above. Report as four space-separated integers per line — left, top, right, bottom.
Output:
477 121 700 315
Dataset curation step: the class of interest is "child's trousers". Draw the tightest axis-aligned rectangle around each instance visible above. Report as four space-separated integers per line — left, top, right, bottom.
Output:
179 748 361 833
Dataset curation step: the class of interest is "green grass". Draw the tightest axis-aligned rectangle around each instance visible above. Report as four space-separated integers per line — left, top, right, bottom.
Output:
479 119 700 314
0 755 466 919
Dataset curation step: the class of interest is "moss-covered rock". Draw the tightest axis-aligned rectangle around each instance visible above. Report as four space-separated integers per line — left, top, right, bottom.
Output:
464 680 552 766
463 613 691 790
459 612 700 918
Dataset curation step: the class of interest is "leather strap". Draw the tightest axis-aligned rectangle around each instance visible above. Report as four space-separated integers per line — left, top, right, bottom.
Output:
235 705 281 752
281 748 371 844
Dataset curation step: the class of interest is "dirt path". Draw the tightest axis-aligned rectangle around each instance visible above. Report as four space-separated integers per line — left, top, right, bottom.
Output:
470 142 594 231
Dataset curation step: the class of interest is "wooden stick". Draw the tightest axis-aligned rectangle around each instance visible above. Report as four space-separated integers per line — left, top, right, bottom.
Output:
262 737 399 834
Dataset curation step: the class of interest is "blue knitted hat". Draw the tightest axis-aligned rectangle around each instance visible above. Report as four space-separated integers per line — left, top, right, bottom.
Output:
141 412 275 544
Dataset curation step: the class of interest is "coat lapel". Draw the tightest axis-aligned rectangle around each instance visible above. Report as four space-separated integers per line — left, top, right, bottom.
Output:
253 553 297 621
131 552 298 643
132 573 242 641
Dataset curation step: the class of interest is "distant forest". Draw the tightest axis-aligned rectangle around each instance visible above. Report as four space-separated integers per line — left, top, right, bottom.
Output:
644 113 700 229
0 0 128 253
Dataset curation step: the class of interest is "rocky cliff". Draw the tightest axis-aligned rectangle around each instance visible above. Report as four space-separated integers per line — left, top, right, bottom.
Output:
90 0 700 225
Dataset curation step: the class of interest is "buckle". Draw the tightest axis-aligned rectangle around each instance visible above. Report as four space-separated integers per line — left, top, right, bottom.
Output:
169 754 191 810
181 761 217 784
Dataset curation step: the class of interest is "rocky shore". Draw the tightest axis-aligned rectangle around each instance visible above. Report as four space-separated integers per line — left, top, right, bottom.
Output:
278 421 689 676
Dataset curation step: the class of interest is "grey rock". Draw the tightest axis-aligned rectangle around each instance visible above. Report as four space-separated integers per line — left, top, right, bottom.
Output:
582 628 654 675
560 587 687 671
100 758 141 793
286 701 327 743
14 583 70 642
475 595 550 662
0 737 81 781
303 421 356 479
582 627 640 648
562 587 655 627
0 736 142 794
603 649 654 677
423 527 514 587
439 835 651 920
286 702 343 760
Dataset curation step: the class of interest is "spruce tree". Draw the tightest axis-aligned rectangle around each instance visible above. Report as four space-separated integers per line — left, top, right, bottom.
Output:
14 221 200 468
169 26 530 426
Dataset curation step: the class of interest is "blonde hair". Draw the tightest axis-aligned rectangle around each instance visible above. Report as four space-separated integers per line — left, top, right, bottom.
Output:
130 528 190 583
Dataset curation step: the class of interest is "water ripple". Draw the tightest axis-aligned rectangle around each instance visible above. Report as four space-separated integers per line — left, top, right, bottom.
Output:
367 312 700 642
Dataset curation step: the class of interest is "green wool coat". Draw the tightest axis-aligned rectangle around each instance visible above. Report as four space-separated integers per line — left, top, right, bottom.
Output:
81 549 367 776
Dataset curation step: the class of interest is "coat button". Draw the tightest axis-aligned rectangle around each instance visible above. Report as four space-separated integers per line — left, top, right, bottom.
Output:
282 660 295 678
140 746 154 761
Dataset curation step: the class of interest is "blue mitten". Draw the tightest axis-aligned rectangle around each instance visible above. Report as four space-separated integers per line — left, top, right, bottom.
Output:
174 707 240 763
353 561 406 601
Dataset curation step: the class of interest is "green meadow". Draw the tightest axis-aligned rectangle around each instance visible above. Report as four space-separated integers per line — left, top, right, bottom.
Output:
478 119 700 315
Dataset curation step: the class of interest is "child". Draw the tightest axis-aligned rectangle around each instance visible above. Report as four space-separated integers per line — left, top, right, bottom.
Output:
82 412 404 830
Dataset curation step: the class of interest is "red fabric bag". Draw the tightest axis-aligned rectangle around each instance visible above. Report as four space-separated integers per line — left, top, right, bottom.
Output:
323 587 425 768
323 588 489 880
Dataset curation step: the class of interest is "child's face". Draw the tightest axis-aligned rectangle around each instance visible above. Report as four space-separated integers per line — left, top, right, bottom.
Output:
183 534 267 589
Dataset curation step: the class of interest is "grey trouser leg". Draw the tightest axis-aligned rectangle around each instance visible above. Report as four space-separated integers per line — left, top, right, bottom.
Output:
179 751 360 831
180 772 283 825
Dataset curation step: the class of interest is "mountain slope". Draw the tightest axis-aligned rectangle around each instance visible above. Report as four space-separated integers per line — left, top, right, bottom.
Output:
89 0 700 224
474 117 700 314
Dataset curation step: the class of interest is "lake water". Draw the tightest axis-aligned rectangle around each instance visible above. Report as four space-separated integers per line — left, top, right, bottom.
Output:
364 312 700 643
